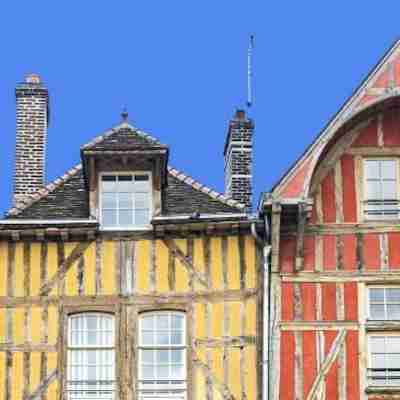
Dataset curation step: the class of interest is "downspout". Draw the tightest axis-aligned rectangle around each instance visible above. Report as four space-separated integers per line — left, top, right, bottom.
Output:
251 216 271 400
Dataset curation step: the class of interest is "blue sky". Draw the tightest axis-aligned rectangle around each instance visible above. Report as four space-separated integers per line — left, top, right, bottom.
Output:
0 2 400 215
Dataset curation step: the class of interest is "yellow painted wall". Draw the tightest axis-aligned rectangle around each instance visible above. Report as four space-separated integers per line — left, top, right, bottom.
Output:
0 235 259 400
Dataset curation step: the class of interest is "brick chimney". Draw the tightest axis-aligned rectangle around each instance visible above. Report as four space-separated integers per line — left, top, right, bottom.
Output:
13 74 49 205
223 109 254 211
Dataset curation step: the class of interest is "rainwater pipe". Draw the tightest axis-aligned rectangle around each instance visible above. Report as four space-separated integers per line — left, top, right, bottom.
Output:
251 215 271 400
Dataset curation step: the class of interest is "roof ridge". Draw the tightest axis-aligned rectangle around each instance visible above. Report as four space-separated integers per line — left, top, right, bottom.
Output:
81 122 161 151
6 164 83 217
167 166 245 211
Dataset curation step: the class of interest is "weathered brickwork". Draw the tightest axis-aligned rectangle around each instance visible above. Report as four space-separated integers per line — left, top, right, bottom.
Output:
13 74 49 205
224 110 254 210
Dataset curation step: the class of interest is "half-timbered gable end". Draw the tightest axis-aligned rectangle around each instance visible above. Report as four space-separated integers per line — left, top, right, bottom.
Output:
262 40 400 399
0 76 263 400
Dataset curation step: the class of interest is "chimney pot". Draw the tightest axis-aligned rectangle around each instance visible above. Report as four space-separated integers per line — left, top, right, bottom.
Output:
25 73 41 84
235 109 246 120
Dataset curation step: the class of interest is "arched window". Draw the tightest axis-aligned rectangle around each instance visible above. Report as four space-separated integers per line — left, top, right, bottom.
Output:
67 313 115 399
138 311 187 399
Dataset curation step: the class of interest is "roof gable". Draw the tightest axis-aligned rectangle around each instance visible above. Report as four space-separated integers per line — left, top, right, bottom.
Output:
272 39 400 201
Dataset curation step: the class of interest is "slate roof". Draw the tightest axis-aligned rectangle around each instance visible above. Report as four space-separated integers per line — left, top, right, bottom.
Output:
6 121 244 219
81 122 167 151
6 165 243 219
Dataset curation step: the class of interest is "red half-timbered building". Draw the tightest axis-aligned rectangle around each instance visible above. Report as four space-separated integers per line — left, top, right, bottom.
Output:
262 40 400 399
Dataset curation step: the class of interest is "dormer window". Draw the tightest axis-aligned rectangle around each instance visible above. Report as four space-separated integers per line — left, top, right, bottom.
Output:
100 173 152 229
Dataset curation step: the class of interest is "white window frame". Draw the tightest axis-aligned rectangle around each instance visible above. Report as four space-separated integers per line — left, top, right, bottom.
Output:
137 311 187 400
66 312 116 400
99 171 153 231
368 286 400 321
362 158 400 221
368 334 400 387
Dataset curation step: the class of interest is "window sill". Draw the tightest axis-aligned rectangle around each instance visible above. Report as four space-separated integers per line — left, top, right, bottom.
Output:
366 320 400 331
366 386 400 394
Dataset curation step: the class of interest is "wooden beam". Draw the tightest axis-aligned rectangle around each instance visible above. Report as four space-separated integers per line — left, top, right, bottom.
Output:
347 146 400 155
310 119 371 195
271 202 282 272
194 336 256 347
26 369 58 400
305 330 346 400
162 239 209 288
295 202 308 271
40 241 93 296
194 355 236 400
0 288 259 307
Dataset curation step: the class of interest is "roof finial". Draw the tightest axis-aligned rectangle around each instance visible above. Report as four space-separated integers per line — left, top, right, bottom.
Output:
121 107 129 122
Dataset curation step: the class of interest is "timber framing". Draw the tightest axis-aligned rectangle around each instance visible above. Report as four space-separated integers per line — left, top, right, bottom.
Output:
0 230 262 400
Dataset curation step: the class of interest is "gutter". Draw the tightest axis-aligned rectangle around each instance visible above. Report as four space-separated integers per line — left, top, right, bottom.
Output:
251 215 271 400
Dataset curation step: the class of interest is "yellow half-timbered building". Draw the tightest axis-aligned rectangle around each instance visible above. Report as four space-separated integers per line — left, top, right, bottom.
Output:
0 75 263 400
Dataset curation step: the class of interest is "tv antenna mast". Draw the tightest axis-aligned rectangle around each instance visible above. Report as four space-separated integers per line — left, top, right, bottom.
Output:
247 34 255 108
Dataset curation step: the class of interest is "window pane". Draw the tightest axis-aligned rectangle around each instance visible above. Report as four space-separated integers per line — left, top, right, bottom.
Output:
102 175 116 191
371 354 386 369
171 332 183 345
387 289 400 302
171 315 184 330
156 350 169 364
156 315 169 330
135 175 150 190
365 161 380 180
387 354 400 369
156 331 170 346
171 350 184 363
135 193 149 209
388 337 400 353
382 181 397 200
102 193 117 209
171 364 184 379
87 366 97 380
119 210 133 226
142 366 155 380
119 193 133 209
142 350 154 364
87 330 97 346
87 315 97 330
135 175 149 181
118 176 134 192
370 304 385 320
142 331 154 346
387 305 400 320
103 210 117 226
381 161 397 179
366 181 381 200
370 337 386 353
141 316 154 330
370 288 385 302
135 209 150 226
156 365 169 379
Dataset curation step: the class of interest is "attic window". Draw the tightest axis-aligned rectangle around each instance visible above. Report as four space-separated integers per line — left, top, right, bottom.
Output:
100 173 152 229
